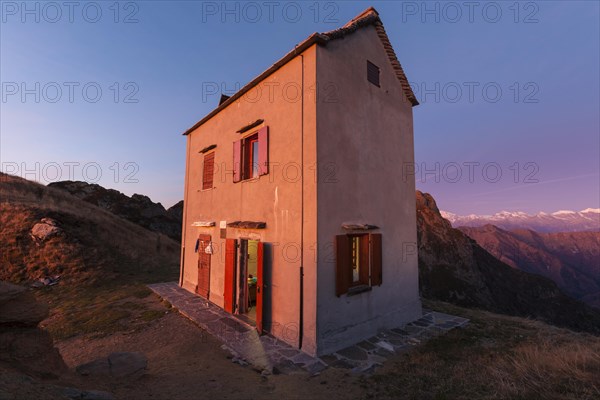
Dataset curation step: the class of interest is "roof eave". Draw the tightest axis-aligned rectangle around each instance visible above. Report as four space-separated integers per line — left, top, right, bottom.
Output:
182 33 327 136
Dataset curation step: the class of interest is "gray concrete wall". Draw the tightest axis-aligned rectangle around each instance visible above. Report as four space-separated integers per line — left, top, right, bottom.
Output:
181 46 319 355
315 26 422 355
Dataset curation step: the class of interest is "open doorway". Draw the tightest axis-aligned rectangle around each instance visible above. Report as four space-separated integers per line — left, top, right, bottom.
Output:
224 238 265 333
237 239 258 321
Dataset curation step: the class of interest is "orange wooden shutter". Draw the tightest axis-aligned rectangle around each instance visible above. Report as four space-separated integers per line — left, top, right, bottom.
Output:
233 140 242 182
359 235 370 285
202 152 215 190
335 235 351 296
370 234 382 286
257 126 269 175
196 234 211 298
224 239 237 313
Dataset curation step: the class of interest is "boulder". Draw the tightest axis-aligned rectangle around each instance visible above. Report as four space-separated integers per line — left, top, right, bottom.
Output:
108 352 147 378
75 358 110 377
0 326 67 379
0 282 66 378
0 281 25 304
0 281 48 327
31 219 62 241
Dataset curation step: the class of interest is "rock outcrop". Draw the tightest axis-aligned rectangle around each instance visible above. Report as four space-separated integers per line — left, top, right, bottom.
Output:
416 191 600 333
1 173 180 285
0 281 67 378
48 181 182 241
0 281 49 327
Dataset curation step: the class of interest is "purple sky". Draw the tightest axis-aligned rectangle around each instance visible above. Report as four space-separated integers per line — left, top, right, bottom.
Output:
1 1 598 214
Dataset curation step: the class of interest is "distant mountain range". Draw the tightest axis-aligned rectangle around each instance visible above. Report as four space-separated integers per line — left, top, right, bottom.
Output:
441 208 600 233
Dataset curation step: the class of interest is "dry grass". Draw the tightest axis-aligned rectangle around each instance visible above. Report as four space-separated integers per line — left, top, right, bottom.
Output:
0 173 179 285
0 173 179 340
366 301 600 400
489 336 600 398
36 283 170 340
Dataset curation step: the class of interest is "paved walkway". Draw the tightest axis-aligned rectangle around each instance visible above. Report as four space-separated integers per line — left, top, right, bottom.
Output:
148 282 469 375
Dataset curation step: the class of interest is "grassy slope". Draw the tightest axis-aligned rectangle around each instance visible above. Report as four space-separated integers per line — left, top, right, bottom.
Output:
0 173 180 339
365 300 600 400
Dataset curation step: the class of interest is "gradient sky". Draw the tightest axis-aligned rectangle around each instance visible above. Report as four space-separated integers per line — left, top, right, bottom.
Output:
1 1 598 214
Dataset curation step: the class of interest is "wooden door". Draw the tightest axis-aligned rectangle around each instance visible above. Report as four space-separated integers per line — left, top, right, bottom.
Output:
237 240 248 314
256 241 264 334
196 234 211 299
224 239 237 313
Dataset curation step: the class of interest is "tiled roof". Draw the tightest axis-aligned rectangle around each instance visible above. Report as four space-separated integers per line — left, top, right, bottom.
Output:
183 7 417 135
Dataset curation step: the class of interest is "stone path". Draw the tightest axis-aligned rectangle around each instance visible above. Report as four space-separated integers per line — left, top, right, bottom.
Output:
148 282 469 375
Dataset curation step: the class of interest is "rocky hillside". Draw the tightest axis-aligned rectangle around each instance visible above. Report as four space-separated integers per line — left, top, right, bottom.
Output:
459 225 600 308
0 173 179 286
416 191 600 334
48 181 183 241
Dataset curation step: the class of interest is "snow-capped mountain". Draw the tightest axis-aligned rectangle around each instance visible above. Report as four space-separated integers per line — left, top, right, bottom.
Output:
441 208 600 233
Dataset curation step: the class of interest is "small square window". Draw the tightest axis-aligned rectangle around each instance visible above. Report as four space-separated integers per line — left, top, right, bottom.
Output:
367 60 380 87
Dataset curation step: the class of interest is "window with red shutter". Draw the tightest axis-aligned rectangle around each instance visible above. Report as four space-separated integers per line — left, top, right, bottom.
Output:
202 152 215 190
370 234 382 286
233 125 270 182
335 233 383 296
367 60 380 87
257 126 269 175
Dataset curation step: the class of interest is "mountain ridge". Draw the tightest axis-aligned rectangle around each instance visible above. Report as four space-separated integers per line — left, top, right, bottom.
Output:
459 224 600 308
48 181 183 241
416 191 600 334
442 208 600 232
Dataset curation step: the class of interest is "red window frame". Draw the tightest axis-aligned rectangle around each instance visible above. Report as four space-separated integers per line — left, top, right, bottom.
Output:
233 126 268 183
243 133 259 180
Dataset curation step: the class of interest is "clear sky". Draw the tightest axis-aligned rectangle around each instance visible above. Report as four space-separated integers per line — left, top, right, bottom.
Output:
1 1 598 214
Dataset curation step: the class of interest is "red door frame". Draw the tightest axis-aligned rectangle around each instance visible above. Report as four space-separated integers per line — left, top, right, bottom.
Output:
256 241 264 334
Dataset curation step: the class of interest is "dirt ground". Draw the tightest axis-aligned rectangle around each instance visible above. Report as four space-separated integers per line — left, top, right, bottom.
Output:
23 291 600 400
54 295 369 400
